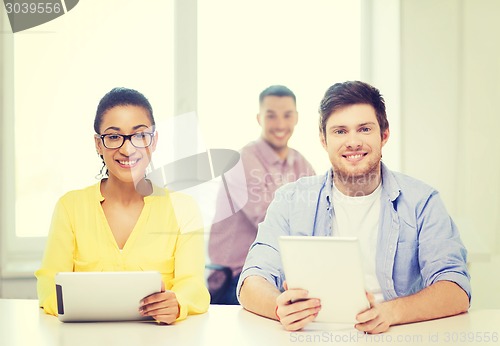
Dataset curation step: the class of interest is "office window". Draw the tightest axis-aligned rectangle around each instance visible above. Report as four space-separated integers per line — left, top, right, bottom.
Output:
198 0 362 173
1 0 174 269
2 0 363 274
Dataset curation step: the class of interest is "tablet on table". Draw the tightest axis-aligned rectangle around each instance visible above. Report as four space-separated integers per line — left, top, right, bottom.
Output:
55 271 162 322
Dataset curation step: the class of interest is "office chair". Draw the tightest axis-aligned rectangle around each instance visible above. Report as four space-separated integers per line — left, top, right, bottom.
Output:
205 263 233 304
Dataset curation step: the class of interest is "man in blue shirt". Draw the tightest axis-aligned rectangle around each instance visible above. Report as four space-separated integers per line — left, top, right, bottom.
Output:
237 81 471 334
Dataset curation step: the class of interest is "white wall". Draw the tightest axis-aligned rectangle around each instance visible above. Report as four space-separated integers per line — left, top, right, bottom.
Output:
398 0 500 254
460 0 500 255
397 0 500 308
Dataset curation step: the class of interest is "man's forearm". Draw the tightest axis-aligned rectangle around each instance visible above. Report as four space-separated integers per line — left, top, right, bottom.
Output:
239 275 281 320
387 281 469 325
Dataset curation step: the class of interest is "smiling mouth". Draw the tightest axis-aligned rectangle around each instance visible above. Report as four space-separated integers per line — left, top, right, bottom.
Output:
117 159 139 167
343 153 367 161
273 131 288 138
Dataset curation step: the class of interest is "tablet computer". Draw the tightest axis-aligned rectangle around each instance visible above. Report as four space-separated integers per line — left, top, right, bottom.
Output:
55 271 162 322
279 236 370 324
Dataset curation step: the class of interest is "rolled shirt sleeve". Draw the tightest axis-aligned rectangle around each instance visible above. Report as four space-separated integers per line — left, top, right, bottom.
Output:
416 191 471 300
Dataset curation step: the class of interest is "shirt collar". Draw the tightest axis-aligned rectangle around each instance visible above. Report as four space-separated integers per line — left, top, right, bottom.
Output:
321 162 401 204
97 180 105 202
96 179 166 203
255 137 295 167
380 161 401 202
321 168 334 206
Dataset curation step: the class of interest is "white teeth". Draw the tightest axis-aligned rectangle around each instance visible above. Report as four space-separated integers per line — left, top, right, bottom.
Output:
119 160 137 166
346 154 363 159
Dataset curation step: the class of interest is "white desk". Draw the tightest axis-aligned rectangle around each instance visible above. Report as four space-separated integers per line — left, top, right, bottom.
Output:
0 299 499 346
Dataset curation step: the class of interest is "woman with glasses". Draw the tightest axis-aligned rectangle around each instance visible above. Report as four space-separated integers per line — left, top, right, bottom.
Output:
35 87 210 324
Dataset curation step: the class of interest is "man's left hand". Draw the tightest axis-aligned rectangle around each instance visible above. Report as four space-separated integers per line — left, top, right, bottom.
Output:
355 292 396 334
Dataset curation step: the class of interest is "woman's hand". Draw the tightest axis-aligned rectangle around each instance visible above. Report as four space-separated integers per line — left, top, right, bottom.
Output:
139 282 180 324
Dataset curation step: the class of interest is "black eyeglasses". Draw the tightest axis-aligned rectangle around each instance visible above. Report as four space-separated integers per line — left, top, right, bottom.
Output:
98 131 155 149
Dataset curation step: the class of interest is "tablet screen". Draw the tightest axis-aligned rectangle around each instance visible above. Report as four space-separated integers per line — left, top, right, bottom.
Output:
279 236 369 324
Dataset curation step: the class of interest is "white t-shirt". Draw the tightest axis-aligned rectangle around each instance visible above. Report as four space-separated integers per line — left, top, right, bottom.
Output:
332 182 384 302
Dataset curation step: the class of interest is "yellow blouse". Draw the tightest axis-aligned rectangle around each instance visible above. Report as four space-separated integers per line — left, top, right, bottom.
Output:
35 181 209 321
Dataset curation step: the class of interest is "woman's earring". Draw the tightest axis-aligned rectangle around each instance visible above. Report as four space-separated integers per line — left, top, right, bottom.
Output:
95 160 107 180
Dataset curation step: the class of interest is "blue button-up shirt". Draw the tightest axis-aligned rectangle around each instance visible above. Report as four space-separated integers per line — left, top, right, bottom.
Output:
237 163 471 302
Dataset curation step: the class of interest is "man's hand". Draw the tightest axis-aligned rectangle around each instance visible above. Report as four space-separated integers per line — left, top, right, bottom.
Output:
275 281 321 331
355 292 396 334
139 282 180 325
